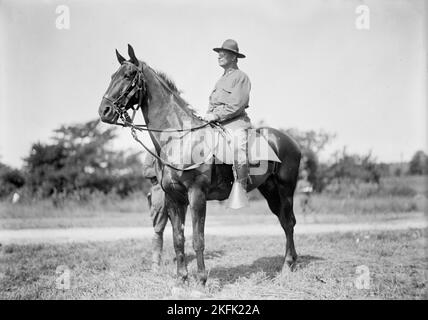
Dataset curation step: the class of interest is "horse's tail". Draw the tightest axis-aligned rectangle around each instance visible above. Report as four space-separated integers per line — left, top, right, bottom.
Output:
257 126 301 193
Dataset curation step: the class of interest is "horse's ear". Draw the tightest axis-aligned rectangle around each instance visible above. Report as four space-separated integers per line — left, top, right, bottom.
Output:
116 49 126 64
128 44 139 65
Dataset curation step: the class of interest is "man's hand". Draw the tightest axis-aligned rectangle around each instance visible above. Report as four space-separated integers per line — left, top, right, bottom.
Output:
204 113 219 123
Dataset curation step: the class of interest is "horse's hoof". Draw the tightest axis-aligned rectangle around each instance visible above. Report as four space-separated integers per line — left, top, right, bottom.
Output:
174 276 188 290
177 272 188 284
151 263 161 273
280 264 296 281
283 258 297 273
196 272 208 286
171 286 187 298
189 289 206 299
281 265 291 276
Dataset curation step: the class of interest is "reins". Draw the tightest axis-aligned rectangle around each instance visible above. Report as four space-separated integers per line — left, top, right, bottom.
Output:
107 61 224 171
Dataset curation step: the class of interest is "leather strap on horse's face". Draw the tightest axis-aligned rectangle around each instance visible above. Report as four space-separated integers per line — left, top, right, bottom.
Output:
102 62 146 122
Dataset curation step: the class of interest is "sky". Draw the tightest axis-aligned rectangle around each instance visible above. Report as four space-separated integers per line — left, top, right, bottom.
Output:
0 0 426 168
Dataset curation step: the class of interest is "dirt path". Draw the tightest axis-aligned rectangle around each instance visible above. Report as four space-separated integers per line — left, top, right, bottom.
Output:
1 217 426 245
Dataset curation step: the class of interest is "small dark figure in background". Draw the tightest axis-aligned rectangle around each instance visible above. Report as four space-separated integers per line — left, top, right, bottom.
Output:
297 156 314 217
298 169 313 215
143 153 168 272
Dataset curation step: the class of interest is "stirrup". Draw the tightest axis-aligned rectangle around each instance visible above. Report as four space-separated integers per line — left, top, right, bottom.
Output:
226 179 249 209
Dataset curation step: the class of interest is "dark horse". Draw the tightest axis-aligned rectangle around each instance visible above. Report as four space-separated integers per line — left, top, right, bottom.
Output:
98 45 301 285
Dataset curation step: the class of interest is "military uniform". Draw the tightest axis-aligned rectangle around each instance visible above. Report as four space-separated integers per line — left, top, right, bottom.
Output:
297 169 313 215
142 152 168 270
147 183 168 233
208 67 251 165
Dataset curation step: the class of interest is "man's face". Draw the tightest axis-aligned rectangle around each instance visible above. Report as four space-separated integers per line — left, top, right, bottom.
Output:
218 50 237 68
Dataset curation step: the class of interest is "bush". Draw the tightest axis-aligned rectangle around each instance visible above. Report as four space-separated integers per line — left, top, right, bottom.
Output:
321 179 419 198
322 181 380 198
0 189 150 218
379 185 417 197
23 119 149 198
0 165 26 199
409 150 428 175
306 194 423 214
378 177 419 197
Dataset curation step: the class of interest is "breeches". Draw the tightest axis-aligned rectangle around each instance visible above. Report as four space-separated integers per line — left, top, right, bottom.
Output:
226 127 248 165
150 206 168 233
149 185 168 233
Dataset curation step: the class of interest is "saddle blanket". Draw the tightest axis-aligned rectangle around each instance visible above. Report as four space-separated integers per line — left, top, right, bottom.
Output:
159 127 281 169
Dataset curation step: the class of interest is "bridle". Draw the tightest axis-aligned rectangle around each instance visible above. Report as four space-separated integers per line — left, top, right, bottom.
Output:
101 61 223 171
102 61 146 126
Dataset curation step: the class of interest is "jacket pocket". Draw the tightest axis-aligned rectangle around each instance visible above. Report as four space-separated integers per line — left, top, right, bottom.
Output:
220 87 232 101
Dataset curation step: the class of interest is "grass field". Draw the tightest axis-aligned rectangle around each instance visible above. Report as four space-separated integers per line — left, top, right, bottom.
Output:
1 175 425 229
0 228 426 299
1 194 426 230
382 175 427 196
0 175 426 299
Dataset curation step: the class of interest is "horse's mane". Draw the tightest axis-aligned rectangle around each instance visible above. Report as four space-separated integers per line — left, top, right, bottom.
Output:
152 68 201 120
155 70 180 94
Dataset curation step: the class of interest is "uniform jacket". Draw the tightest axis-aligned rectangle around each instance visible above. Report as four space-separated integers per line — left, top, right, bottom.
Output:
208 67 251 130
142 152 158 179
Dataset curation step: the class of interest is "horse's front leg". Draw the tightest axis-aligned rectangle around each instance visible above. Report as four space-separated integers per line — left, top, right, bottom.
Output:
168 199 188 283
189 187 208 285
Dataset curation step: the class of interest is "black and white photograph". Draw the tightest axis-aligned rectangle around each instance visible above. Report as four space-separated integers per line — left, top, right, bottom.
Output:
0 0 427 305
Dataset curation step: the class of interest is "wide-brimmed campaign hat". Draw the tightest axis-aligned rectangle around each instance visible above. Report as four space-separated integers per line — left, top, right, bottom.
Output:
213 39 246 58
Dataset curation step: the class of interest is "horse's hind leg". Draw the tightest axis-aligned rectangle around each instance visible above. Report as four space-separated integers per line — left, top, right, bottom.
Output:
189 186 208 285
258 176 298 272
167 198 188 283
277 183 298 271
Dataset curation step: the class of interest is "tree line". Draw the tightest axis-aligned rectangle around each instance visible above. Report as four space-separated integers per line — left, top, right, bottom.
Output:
0 119 427 201
0 119 149 201
285 127 427 192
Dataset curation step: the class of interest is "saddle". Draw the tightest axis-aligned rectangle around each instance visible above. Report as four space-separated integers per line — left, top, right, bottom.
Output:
158 126 281 169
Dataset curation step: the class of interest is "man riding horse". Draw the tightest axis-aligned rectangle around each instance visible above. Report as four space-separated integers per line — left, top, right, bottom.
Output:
204 39 252 208
98 43 301 285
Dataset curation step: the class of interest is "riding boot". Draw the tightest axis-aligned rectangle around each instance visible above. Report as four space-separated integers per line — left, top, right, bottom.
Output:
227 163 250 209
151 232 163 272
236 163 249 191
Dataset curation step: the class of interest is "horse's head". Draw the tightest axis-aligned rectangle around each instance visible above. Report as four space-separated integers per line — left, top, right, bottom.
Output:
98 44 145 124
